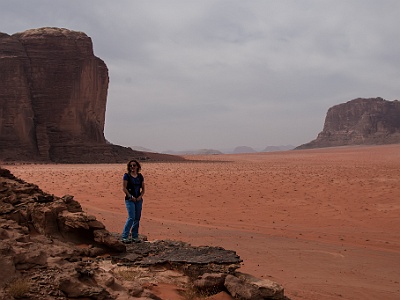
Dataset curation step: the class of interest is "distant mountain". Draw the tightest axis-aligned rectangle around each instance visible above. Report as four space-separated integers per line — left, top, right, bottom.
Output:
133 145 295 155
262 145 295 152
162 149 223 155
233 146 257 154
231 145 295 154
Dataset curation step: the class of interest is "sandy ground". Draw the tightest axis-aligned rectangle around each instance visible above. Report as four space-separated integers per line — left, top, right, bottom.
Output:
6 144 400 300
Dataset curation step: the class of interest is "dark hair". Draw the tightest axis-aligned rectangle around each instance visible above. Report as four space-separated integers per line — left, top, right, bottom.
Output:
127 159 142 173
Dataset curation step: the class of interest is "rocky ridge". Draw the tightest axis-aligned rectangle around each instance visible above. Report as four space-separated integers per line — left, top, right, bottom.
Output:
0 167 287 300
0 27 182 163
297 97 400 149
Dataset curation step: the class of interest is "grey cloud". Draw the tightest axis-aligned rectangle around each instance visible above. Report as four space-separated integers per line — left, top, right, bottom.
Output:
1 0 400 151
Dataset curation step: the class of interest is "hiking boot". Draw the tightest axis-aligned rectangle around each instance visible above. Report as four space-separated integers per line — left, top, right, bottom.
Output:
121 238 131 244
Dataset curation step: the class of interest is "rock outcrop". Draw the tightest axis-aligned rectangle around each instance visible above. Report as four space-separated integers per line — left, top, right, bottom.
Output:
297 97 400 149
0 167 288 299
0 27 183 163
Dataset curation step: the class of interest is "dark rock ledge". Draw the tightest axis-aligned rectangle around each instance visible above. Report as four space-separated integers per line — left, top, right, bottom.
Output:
0 167 288 299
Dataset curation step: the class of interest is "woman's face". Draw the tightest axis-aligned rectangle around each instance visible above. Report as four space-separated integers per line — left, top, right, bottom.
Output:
129 162 138 171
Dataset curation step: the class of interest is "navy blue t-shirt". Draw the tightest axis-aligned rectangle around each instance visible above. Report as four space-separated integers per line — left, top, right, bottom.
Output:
124 173 143 199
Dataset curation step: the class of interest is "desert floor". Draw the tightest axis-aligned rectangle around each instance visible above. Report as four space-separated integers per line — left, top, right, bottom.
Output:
7 144 400 300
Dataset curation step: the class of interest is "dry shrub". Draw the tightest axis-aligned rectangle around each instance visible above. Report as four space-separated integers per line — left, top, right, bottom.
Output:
8 278 31 298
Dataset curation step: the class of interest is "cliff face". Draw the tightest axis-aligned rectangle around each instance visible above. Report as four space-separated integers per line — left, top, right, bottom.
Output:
297 98 400 149
0 27 182 163
0 32 38 160
0 28 108 162
13 28 109 159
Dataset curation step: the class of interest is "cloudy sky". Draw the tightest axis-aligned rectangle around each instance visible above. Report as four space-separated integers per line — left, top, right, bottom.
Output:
1 1 400 152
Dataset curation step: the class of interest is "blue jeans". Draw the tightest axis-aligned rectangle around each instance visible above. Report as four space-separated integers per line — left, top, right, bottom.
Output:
122 199 143 239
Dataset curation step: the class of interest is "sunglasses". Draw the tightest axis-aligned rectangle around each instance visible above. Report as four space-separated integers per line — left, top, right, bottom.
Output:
130 164 137 167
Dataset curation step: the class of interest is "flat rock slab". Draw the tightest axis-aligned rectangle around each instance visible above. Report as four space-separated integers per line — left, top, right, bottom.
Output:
112 239 242 271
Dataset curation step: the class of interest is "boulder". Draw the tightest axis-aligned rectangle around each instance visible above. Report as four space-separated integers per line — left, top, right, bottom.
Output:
59 277 112 299
193 273 227 292
225 273 285 300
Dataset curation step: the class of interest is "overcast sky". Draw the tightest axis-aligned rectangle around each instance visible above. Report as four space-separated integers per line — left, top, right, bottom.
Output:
1 1 400 152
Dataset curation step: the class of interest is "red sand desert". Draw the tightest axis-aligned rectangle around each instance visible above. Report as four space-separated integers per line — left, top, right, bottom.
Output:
7 144 400 300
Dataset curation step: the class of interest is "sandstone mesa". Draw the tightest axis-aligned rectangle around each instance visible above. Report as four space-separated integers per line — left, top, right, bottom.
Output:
297 97 400 149
0 27 182 163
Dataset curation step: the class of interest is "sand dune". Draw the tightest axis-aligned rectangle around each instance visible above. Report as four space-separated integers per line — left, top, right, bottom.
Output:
7 144 400 300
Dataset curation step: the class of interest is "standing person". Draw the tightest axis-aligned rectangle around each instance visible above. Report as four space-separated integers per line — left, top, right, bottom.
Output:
121 159 145 243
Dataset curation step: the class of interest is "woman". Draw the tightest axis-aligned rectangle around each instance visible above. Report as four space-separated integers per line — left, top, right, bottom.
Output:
121 159 145 243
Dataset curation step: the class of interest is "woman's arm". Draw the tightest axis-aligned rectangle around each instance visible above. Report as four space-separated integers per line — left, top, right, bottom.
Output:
138 181 145 200
122 178 132 199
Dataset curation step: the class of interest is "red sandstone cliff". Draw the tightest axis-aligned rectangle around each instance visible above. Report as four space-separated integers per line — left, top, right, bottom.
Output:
0 27 182 163
13 28 109 160
297 97 400 149
0 32 37 160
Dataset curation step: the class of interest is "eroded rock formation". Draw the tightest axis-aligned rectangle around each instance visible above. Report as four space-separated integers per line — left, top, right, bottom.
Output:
0 167 288 299
297 97 400 149
0 27 182 163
